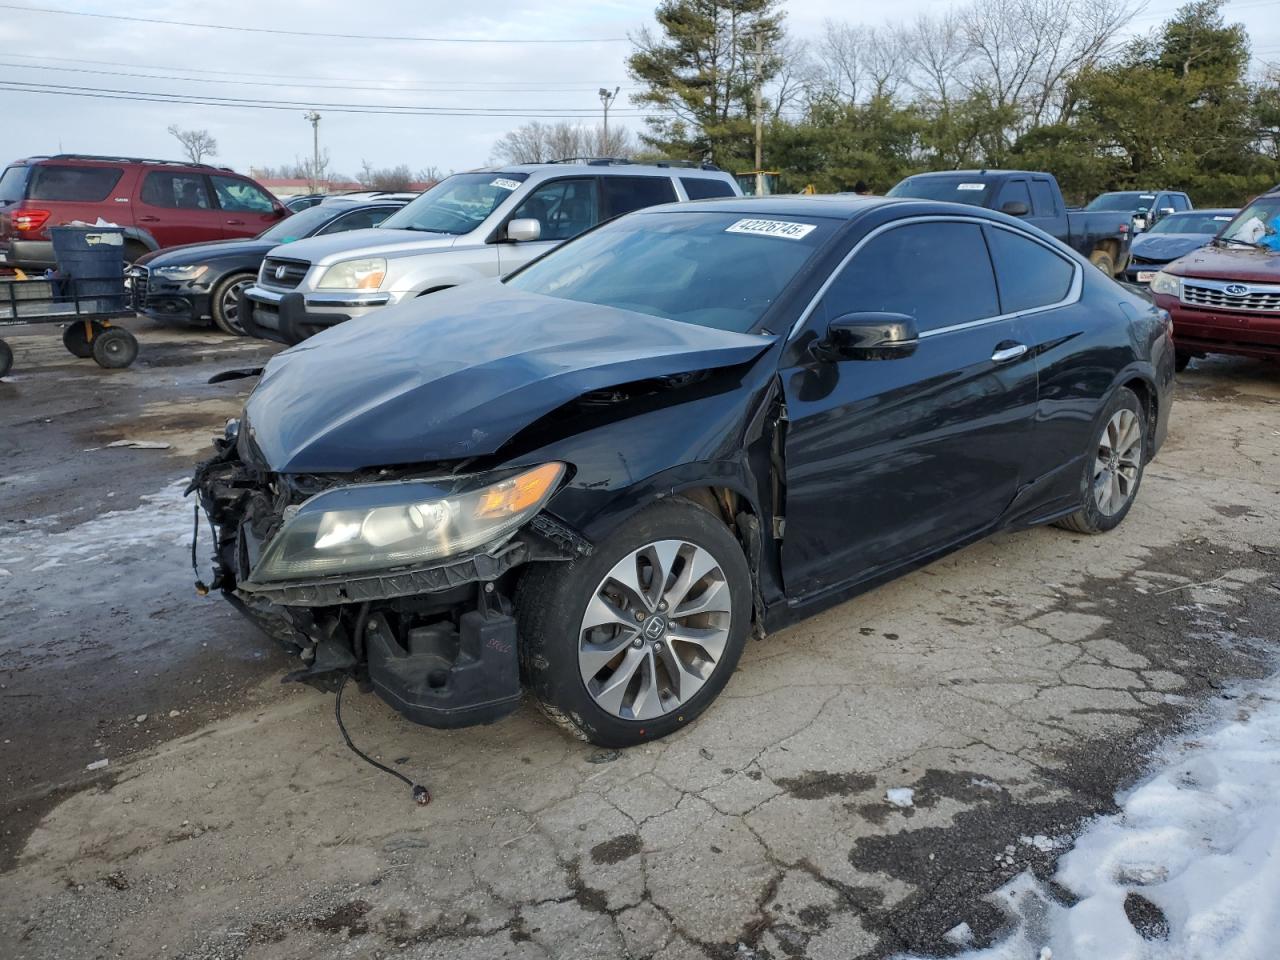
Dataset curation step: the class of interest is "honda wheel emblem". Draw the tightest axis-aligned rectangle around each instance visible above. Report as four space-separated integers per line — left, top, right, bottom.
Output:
1224 284 1248 296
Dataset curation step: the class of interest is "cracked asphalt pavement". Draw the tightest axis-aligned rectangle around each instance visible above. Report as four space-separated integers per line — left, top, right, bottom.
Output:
1 320 1278 959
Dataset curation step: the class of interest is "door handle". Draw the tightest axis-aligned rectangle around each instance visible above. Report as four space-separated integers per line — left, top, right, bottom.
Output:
991 342 1028 363
137 215 160 223
225 219 245 225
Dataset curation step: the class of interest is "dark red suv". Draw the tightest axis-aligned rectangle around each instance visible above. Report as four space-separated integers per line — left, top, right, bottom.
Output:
0 154 287 269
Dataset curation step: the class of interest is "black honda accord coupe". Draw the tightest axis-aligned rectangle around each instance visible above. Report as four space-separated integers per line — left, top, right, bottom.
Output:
194 196 1174 747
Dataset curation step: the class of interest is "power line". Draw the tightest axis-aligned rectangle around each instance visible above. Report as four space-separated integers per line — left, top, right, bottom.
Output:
0 52 631 89
0 80 649 118
0 3 631 43
0 60 638 95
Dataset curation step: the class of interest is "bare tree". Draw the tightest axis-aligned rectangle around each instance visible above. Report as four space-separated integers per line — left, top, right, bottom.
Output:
167 125 218 164
903 11 971 107
357 162 417 190
492 122 636 164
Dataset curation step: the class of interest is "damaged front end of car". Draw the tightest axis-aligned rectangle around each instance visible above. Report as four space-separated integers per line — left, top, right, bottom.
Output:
190 420 592 729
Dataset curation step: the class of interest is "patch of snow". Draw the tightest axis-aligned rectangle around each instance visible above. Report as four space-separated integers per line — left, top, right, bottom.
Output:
896 674 1280 960
943 922 974 946
0 479 191 567
1019 834 1059 853
886 787 915 808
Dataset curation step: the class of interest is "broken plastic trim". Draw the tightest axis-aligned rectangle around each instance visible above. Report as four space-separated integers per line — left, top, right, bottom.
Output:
236 518 592 607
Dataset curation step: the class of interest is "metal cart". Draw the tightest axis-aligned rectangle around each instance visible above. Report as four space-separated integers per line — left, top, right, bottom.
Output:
0 272 139 378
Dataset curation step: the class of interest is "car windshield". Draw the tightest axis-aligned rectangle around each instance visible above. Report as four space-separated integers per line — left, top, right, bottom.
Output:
886 176 993 206
1085 192 1157 212
1218 198 1280 250
258 204 353 243
1146 211 1235 235
379 172 528 235
505 210 834 333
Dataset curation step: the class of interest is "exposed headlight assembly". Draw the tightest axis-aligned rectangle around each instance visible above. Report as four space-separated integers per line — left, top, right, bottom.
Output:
250 462 565 583
1149 271 1181 297
317 257 386 290
153 264 209 280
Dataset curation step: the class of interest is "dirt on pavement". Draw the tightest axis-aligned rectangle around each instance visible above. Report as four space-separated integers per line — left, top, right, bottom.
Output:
1 323 1277 960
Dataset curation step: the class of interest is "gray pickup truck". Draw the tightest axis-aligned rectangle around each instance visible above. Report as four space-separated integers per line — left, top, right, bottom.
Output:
887 170 1133 276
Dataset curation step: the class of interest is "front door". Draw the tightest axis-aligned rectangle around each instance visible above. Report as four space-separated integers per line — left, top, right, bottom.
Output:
778 218 1039 599
210 175 284 239
497 177 598 274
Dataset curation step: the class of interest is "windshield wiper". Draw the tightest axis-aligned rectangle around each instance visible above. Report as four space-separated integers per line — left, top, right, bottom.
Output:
403 226 452 235
1218 236 1260 248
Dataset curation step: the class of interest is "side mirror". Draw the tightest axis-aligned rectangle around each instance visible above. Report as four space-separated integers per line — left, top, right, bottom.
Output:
1001 200 1030 217
816 312 919 361
1159 207 1175 216
506 218 541 242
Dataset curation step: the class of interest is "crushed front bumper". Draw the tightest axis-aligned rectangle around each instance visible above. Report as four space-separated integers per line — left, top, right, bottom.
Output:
191 432 589 729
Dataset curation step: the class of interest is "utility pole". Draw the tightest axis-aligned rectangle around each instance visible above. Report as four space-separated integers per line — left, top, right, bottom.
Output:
753 31 764 197
598 86 619 155
303 110 322 193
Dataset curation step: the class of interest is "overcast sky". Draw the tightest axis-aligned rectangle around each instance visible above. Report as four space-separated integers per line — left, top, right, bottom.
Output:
1 0 1276 178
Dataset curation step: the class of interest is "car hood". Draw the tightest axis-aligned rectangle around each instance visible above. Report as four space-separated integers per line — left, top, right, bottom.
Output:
1165 243 1280 282
263 227 456 265
244 282 776 473
1130 233 1211 263
139 237 273 267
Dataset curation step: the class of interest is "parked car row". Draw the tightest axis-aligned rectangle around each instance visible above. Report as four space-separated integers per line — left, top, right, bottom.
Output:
194 193 1175 745
131 194 414 334
239 159 740 344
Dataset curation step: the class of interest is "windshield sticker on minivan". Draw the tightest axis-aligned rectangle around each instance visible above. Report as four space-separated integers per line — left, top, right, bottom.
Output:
956 183 986 190
1214 216 1233 221
725 218 816 240
490 178 522 191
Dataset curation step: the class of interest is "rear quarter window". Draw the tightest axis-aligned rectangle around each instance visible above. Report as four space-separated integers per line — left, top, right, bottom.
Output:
681 177 736 200
0 165 30 203
985 226 1075 312
27 165 123 202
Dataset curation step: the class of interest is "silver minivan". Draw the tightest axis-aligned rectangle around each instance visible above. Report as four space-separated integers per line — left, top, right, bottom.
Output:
241 161 741 344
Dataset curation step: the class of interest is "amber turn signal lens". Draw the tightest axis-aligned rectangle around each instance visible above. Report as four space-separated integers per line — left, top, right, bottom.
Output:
474 463 564 520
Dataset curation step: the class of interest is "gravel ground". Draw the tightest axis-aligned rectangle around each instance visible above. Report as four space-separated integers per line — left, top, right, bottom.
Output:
1 319 1277 960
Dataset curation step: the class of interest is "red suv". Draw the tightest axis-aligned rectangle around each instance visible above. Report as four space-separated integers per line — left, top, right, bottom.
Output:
1148 189 1280 368
0 154 287 269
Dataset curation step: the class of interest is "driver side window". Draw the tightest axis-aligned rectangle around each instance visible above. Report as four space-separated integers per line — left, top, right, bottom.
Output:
512 178 598 242
822 222 1000 332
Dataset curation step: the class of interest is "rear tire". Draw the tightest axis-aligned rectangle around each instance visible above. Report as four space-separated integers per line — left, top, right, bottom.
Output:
123 241 149 264
0 339 12 378
91 327 139 368
516 499 752 747
210 272 255 336
1055 387 1146 534
1089 249 1116 276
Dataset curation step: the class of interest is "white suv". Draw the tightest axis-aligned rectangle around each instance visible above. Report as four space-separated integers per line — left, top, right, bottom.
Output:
241 161 741 344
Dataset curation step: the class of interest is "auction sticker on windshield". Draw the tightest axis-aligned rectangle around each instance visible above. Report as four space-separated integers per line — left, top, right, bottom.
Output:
491 178 522 191
956 183 986 191
725 219 816 240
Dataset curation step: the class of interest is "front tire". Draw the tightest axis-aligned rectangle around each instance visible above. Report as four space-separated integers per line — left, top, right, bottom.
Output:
517 499 752 747
1089 248 1116 276
1055 387 1146 534
210 272 255 336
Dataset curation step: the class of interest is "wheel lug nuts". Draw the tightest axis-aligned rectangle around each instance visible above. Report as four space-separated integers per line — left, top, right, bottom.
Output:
658 600 668 611
634 611 646 622
632 637 644 648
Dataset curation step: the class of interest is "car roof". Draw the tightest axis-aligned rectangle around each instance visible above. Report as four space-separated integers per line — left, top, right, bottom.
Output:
1165 207 1236 216
489 162 734 179
898 169 1046 179
633 195 966 221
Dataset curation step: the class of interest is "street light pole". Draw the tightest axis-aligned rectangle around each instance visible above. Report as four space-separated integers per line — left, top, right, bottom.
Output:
303 111 322 192
598 86 619 154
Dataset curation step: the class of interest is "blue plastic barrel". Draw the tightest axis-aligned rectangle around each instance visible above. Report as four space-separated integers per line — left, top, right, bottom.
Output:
50 226 127 310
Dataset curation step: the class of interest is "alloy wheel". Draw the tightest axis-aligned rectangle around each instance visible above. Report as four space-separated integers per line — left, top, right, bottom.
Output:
221 279 252 333
578 539 733 721
1093 409 1143 516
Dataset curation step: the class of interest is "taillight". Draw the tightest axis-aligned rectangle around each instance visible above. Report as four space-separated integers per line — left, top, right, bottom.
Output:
14 209 51 232
1118 223 1129 234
